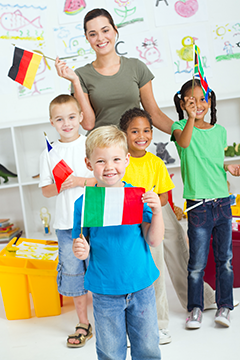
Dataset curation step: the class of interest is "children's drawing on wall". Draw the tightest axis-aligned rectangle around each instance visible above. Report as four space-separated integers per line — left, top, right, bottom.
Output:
169 25 212 83
154 0 208 27
17 53 54 98
212 21 240 62
54 23 95 61
115 31 167 69
57 0 93 25
106 0 149 35
0 3 46 41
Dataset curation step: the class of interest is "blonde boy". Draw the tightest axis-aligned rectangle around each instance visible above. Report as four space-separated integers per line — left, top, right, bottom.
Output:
72 125 163 360
39 94 95 347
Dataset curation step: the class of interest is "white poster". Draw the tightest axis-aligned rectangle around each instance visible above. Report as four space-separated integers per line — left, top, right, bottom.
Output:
54 23 96 62
57 0 95 25
168 25 212 83
106 0 149 35
212 21 240 62
154 0 208 27
116 30 167 69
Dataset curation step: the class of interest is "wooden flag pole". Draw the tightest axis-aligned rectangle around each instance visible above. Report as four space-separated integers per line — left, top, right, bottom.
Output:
80 180 87 238
12 43 81 61
191 40 196 97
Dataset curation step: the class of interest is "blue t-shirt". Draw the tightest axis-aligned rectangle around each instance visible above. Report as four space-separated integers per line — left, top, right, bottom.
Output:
72 183 159 295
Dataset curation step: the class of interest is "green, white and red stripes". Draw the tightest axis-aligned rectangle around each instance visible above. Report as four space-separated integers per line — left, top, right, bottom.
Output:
81 186 145 227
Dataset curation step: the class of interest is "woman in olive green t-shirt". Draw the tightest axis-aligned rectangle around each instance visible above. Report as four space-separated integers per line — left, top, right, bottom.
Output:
55 8 173 133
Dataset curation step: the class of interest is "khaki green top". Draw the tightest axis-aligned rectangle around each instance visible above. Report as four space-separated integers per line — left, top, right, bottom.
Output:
72 56 154 129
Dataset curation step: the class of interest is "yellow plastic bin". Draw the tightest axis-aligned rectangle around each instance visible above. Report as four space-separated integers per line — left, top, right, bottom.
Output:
0 238 61 320
0 257 31 320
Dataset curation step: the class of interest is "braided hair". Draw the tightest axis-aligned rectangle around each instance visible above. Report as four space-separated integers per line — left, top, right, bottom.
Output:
173 79 217 125
119 107 153 133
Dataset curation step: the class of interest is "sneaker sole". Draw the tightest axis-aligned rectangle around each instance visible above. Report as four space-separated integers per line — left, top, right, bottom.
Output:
186 321 201 329
215 318 230 327
160 337 172 345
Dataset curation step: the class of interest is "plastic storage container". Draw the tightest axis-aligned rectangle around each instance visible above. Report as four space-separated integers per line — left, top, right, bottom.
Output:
204 233 240 289
0 238 61 320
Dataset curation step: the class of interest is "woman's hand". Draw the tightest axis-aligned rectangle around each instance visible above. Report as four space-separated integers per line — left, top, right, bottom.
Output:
72 235 90 260
55 56 78 83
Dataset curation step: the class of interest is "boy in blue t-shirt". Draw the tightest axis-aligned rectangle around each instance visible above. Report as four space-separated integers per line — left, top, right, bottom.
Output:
72 125 163 360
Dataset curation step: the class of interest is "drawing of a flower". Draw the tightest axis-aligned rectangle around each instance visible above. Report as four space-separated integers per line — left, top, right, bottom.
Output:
115 0 133 7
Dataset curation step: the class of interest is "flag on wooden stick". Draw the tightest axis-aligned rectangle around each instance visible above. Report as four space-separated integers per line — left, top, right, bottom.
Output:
44 134 73 193
193 44 209 102
81 187 145 227
8 47 42 89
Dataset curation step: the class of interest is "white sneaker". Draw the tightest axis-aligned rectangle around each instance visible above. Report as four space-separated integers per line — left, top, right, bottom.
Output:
159 329 172 345
215 307 230 327
186 307 202 329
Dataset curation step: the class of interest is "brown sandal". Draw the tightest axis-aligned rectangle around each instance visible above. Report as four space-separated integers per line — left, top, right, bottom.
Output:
67 323 93 348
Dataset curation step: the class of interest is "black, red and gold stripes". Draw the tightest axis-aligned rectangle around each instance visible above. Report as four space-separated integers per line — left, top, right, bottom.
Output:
8 47 42 90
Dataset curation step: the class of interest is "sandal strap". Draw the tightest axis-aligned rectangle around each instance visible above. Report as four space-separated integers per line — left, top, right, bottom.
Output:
75 323 91 333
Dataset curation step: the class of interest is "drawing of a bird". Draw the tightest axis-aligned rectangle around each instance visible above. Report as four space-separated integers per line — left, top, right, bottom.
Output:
176 36 198 69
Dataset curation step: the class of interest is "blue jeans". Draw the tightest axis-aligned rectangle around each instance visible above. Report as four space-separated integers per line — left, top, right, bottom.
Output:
92 285 161 360
187 197 234 312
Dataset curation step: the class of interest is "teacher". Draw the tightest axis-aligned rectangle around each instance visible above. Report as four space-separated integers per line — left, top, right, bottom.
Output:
55 7 173 133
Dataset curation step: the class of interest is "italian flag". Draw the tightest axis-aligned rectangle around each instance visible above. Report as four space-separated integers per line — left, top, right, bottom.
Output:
81 186 145 227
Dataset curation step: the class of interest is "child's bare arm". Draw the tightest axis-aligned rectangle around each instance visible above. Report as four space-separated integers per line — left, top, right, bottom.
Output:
173 97 196 148
141 191 164 247
72 235 90 260
42 184 58 198
159 192 168 206
225 164 240 177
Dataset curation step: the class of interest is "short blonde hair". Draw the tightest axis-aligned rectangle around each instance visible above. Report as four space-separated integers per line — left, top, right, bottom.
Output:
86 125 128 159
49 94 81 118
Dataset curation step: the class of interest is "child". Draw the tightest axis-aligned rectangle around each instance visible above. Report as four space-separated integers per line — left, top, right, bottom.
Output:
39 94 96 347
172 79 240 329
120 107 174 345
72 125 163 360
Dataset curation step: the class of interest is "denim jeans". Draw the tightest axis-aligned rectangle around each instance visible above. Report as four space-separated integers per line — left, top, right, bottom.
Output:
92 285 161 360
187 197 234 312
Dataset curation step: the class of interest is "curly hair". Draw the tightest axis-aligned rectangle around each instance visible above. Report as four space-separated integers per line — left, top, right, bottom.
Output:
119 107 153 133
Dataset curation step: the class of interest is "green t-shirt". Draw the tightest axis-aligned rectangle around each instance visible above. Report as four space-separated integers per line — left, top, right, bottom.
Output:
171 119 229 199
72 56 154 129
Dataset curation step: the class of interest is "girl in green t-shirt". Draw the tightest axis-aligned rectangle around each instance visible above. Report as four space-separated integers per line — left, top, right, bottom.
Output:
172 79 240 330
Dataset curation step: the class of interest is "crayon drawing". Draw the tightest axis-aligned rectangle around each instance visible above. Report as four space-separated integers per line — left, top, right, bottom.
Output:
54 23 95 61
17 54 54 98
106 0 149 35
168 25 212 83
57 0 93 25
154 0 208 27
212 21 240 62
0 3 46 41
115 30 167 69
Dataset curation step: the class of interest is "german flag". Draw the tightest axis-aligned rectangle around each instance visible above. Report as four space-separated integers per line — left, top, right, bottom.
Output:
8 47 42 90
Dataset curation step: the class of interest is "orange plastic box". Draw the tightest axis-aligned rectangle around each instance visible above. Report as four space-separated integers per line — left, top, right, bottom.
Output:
0 238 61 320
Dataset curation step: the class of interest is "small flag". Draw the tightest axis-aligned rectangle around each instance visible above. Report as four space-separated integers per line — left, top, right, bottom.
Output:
193 44 209 102
44 134 73 193
81 187 145 227
8 47 42 90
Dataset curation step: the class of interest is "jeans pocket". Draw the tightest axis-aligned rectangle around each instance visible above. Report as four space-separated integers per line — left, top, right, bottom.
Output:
219 199 232 219
188 207 207 227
